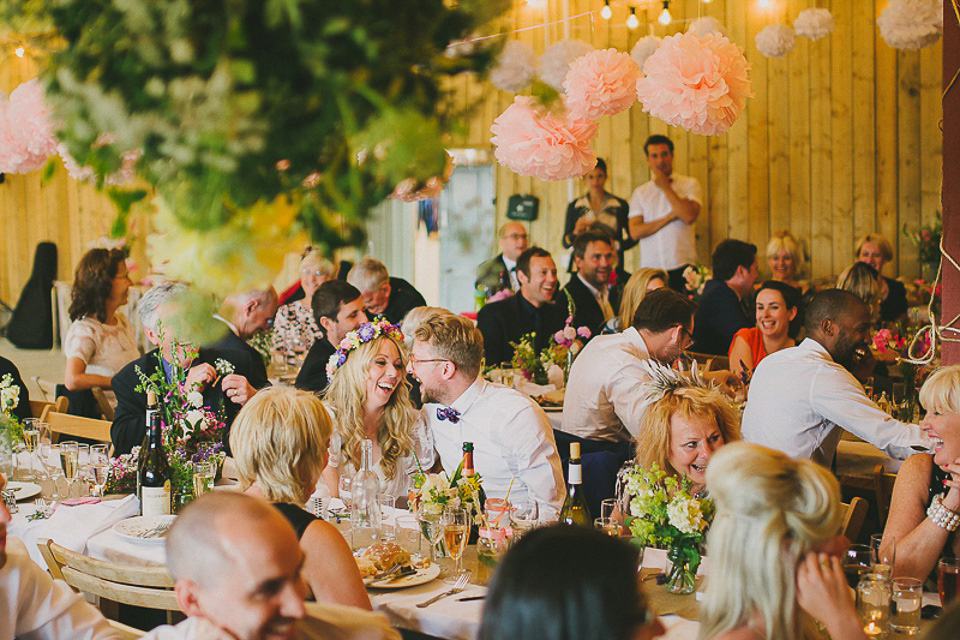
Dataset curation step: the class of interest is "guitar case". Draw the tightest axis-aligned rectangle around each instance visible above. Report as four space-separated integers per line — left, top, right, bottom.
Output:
7 241 57 349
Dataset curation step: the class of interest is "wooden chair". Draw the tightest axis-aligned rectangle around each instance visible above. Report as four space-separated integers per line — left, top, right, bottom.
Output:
839 496 869 542
109 620 145 639
31 376 57 402
37 539 179 618
37 407 111 445
686 351 716 371
873 464 899 528
28 396 68 420
91 386 115 421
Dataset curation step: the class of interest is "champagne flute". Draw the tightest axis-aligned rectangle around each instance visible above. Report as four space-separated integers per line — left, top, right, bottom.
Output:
89 444 109 498
442 505 471 580
21 418 41 480
59 441 80 498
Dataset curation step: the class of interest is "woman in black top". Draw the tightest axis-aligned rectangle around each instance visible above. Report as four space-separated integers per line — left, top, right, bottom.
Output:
562 158 635 272
230 385 371 610
855 233 908 323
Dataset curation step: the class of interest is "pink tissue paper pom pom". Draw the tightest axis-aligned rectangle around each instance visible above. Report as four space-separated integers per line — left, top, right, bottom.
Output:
3 79 58 173
635 32 753 137
490 96 599 181
563 48 640 121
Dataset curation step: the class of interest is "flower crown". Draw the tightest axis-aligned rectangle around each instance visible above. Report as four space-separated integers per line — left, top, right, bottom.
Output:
326 319 405 378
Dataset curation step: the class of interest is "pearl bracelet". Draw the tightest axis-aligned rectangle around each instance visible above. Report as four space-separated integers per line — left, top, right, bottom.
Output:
927 495 960 532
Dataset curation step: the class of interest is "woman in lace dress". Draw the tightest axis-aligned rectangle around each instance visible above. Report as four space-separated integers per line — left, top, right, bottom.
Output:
273 248 336 354
63 248 140 408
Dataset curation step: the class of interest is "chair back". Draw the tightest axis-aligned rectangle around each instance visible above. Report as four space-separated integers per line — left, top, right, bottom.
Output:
29 396 69 420
109 620 145 639
37 539 178 613
839 496 868 542
38 406 111 445
92 386 115 421
873 464 898 527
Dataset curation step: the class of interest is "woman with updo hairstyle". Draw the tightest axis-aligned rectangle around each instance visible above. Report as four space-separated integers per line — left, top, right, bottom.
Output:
836 261 882 323
701 442 865 640
230 385 371 610
479 525 665 640
321 322 435 501
63 248 140 408
602 268 667 334
273 247 336 354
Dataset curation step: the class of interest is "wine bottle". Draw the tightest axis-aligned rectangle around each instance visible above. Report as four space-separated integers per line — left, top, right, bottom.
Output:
560 442 591 526
350 439 382 549
462 442 475 478
139 390 171 516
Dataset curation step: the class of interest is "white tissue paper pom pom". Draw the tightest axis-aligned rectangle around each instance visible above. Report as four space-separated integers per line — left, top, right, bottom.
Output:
630 36 661 72
793 8 835 40
686 16 728 38
537 39 594 92
755 24 797 58
490 41 537 92
877 0 942 50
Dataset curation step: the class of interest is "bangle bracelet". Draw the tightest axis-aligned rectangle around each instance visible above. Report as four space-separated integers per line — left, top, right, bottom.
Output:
927 495 960 532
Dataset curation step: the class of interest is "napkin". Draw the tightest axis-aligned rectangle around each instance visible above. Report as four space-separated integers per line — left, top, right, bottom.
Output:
44 494 140 554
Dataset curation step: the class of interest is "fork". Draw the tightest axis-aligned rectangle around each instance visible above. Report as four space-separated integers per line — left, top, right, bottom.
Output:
416 573 470 608
138 522 171 539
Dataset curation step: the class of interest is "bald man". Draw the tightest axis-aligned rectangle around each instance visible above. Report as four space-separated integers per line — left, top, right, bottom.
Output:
209 287 279 397
476 221 529 300
144 492 398 640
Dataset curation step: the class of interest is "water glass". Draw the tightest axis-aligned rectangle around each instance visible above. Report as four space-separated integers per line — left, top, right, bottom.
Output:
890 577 922 635
870 533 895 579
939 558 960 607
379 495 397 540
856 573 891 639
338 475 353 509
39 443 63 500
89 444 109 498
418 510 444 562
191 460 216 498
594 517 622 537
510 499 539 536
844 544 874 589
600 498 617 520
396 515 422 556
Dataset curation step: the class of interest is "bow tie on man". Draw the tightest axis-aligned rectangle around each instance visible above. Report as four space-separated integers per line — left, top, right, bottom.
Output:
436 407 461 423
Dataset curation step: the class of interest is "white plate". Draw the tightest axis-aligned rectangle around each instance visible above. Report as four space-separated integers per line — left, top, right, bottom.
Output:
112 515 176 544
6 481 42 501
367 563 441 589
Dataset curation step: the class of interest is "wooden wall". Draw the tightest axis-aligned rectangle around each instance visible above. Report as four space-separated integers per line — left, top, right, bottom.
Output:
449 0 943 281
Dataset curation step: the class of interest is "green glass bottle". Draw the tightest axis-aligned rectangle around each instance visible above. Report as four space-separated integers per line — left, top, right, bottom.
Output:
559 442 591 526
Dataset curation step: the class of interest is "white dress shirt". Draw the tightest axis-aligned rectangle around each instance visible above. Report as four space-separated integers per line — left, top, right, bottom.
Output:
423 377 565 520
502 256 520 291
628 174 702 270
742 338 930 464
560 327 654 443
1 537 116 640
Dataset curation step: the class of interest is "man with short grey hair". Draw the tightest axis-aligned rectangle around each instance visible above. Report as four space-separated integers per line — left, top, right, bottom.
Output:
111 283 266 455
143 492 399 640
209 287 279 391
346 258 425 325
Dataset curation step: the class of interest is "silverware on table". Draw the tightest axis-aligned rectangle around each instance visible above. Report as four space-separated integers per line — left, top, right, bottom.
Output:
137 521 171 539
456 595 485 602
416 573 471 608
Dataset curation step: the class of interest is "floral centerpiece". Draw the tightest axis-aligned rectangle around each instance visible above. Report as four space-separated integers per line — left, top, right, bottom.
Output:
0 374 24 474
622 463 714 594
873 324 935 422
682 264 711 300
903 210 942 273
510 291 590 385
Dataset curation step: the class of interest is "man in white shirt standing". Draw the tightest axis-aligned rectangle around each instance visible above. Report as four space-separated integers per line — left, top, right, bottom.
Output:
560 288 698 445
628 135 702 293
743 289 930 465
408 313 566 520
0 472 117 640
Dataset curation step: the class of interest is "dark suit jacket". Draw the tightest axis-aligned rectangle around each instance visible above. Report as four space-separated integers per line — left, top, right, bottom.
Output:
207 327 269 384
692 279 754 355
295 337 336 394
563 275 621 339
110 347 266 455
475 254 512 298
476 294 568 367
880 276 908 323
382 277 427 325
0 356 32 422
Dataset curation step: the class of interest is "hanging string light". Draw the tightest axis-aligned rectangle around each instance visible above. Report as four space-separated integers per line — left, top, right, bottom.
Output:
601 0 612 20
658 1 672 25
627 7 640 29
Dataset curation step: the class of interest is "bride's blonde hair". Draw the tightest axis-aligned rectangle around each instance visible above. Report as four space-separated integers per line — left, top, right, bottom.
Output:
323 335 416 479
699 443 842 640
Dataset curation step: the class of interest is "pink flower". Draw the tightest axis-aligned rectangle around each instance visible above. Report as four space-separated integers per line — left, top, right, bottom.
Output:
1 80 58 174
873 329 891 353
563 325 578 342
635 32 753 137
553 329 567 345
576 326 591 339
491 96 598 181
563 48 640 121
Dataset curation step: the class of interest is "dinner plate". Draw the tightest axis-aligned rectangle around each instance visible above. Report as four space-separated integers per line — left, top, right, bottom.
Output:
367 563 441 589
6 481 42 501
540 405 562 412
112 515 176 544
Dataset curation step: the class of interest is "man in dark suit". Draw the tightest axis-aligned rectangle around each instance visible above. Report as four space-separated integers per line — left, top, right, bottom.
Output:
692 238 759 355
347 258 426 325
477 247 568 367
208 287 279 384
475 221 528 300
111 283 267 455
563 230 621 337
295 281 368 393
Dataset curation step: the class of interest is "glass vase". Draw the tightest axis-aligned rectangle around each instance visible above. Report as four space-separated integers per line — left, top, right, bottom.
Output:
665 545 697 595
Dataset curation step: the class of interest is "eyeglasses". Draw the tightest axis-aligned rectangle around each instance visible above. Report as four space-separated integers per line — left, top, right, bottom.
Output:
301 269 328 277
409 356 448 366
678 325 694 346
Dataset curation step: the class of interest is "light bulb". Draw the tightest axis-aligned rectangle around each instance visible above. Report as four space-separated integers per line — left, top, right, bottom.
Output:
702 0 712 3
601 1 612 20
658 6 671 25
14 46 24 58
756 0 770 7
627 8 639 29
526 0 547 8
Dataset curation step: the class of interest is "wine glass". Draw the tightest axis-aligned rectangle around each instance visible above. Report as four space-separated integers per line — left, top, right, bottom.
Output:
59 441 80 498
510 499 539 536
417 509 444 563
843 544 874 589
21 418 41 480
89 444 109 498
870 533 895 579
338 475 353 510
442 505 471 580
39 443 63 501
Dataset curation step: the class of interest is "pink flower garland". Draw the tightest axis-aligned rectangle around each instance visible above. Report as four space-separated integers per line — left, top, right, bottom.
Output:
635 32 753 137
563 48 640 121
490 96 598 181
0 80 58 174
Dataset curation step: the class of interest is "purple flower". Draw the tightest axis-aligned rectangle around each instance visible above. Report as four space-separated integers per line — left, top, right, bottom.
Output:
337 352 347 366
359 324 376 341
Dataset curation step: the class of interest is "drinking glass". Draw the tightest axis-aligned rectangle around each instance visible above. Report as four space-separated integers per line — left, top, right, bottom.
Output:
338 475 353 510
939 558 960 607
844 544 874 589
396 515 422 556
379 495 397 540
594 517 622 537
600 498 617 521
442 505 471 579
891 577 922 635
39 443 63 501
59 441 80 498
484 498 513 529
191 460 216 499
856 573 891 637
76 443 91 495
870 534 895 579
21 418 41 480
510 499 539 536
89 444 109 498
417 510 444 563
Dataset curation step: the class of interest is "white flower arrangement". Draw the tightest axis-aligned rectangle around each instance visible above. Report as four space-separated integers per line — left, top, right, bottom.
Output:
490 41 537 92
793 8 835 41
755 24 797 58
0 374 20 415
187 391 204 408
877 0 942 50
